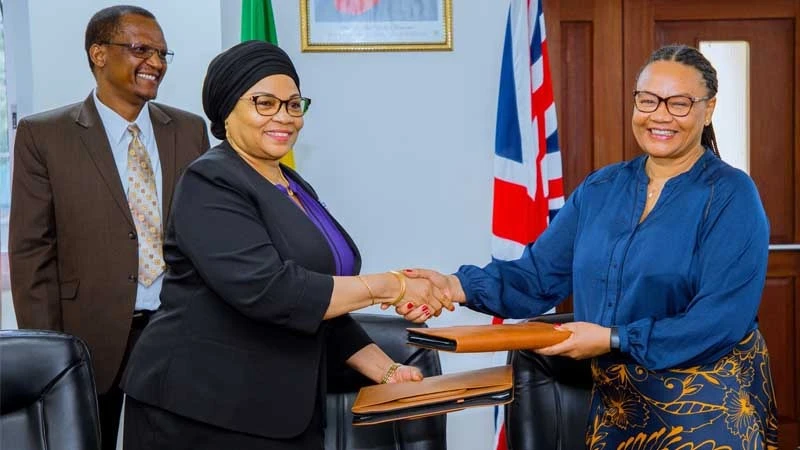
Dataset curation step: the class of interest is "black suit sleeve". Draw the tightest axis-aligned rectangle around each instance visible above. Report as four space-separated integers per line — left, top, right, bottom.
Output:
9 119 63 331
326 314 372 364
171 163 332 334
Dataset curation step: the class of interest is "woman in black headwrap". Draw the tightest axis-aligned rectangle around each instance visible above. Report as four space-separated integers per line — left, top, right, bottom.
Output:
120 41 451 449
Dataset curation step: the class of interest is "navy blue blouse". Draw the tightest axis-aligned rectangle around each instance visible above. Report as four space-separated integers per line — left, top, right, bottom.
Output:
456 149 769 370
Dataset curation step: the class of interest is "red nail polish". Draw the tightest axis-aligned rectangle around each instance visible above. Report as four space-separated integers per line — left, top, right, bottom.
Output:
422 306 429 312
406 302 414 309
403 269 414 273
553 323 562 327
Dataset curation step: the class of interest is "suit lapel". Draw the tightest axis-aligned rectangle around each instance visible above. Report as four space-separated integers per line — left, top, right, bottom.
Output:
74 95 134 227
149 103 177 222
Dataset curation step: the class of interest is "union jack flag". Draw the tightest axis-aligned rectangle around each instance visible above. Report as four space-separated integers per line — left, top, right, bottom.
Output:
491 0 563 448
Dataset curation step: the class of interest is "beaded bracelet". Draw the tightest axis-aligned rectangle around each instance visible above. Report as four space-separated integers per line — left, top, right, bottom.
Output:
381 362 402 384
387 270 406 306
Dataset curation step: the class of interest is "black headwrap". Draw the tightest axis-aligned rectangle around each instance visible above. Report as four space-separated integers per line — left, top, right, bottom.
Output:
202 40 300 140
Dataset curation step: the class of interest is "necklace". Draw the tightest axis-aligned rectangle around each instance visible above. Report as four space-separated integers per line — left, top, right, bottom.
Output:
251 162 296 198
647 179 665 199
644 162 668 200
234 147 297 198
276 169 296 197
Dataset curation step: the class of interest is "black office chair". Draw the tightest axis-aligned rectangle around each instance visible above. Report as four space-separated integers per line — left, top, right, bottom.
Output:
505 313 593 450
0 329 101 450
325 313 447 450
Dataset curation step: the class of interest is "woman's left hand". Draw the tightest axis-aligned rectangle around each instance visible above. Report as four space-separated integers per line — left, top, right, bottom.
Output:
387 365 424 383
533 321 612 359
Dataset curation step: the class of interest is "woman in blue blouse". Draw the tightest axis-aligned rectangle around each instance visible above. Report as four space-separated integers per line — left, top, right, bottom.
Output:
408 45 778 448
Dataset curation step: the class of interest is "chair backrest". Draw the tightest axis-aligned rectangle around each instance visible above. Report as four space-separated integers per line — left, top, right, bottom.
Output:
0 329 101 450
505 313 593 450
325 313 447 450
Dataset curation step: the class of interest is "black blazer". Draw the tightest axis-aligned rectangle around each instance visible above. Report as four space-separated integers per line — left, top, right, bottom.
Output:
121 142 372 439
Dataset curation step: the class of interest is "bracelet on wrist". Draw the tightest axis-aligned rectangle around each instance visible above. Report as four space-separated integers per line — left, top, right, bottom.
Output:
609 326 620 353
357 275 377 305
386 271 406 306
381 362 402 384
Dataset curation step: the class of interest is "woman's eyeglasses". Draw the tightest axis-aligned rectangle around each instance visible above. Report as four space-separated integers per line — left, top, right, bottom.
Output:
240 95 312 117
633 90 710 117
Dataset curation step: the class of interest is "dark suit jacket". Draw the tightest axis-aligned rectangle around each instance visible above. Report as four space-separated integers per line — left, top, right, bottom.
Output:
9 94 209 393
121 142 373 440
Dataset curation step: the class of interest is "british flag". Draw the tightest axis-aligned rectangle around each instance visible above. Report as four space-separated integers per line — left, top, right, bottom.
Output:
491 0 563 448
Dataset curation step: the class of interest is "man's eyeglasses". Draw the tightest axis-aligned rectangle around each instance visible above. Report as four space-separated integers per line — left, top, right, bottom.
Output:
240 94 312 117
633 90 710 117
103 42 174 63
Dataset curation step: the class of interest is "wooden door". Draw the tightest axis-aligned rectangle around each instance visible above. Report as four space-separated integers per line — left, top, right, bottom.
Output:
623 2 800 448
543 0 625 314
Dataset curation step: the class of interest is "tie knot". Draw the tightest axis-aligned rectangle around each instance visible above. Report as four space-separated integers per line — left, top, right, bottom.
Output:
128 123 141 138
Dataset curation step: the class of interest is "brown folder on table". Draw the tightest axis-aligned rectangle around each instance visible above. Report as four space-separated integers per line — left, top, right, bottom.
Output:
351 365 513 426
406 321 571 353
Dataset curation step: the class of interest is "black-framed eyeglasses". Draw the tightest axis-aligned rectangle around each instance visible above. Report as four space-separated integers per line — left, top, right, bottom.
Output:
633 90 710 117
102 42 174 63
240 94 312 117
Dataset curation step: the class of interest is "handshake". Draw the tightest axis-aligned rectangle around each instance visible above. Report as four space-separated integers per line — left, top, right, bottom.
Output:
362 269 465 323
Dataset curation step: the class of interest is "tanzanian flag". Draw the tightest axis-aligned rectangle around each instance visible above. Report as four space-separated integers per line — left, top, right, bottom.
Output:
241 0 296 169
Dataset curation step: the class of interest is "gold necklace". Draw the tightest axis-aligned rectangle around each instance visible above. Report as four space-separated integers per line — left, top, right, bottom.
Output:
275 168 296 197
645 168 667 200
249 161 296 198
647 183 662 199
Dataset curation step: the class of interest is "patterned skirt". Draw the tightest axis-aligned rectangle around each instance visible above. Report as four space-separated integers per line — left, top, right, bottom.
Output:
587 329 778 450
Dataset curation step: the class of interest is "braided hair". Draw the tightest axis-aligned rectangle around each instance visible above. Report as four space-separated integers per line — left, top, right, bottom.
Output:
637 44 720 158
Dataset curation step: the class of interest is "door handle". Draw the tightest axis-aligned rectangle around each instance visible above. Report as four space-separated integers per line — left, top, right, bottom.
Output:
769 244 800 251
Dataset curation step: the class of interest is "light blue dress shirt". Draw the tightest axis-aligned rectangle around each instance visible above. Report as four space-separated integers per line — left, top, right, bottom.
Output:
456 149 769 371
93 91 163 311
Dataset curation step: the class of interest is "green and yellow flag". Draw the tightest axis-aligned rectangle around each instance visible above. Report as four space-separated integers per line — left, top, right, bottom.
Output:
241 0 296 169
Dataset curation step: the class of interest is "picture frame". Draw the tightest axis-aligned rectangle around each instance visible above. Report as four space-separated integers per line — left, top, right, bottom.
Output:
300 0 453 52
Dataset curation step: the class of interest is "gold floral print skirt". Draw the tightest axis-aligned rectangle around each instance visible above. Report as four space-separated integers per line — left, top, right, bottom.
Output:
587 330 778 450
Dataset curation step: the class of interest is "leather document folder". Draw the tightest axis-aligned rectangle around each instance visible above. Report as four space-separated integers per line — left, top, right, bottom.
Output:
406 321 571 353
351 365 513 426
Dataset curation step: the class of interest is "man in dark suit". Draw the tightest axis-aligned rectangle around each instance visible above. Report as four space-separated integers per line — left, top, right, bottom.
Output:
9 5 208 449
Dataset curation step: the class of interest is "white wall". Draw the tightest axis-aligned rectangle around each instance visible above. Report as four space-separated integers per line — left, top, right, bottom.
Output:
21 0 222 118
7 1 511 448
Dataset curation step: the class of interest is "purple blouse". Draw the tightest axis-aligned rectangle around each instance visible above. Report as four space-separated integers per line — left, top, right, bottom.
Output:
275 177 356 276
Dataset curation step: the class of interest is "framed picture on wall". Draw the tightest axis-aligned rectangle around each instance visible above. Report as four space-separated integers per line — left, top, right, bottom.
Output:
300 0 453 52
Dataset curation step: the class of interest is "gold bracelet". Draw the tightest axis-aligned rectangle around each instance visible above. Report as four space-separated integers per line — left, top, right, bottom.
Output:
381 362 402 384
357 275 376 305
387 270 406 306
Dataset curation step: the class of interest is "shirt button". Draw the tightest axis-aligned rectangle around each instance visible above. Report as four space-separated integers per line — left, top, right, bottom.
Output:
128 231 137 239
128 274 137 283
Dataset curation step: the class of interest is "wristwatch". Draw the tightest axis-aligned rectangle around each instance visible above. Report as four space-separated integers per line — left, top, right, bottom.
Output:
609 327 621 352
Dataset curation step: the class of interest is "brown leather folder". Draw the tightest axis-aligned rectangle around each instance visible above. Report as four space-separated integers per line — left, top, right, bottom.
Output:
406 321 571 353
351 365 513 426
